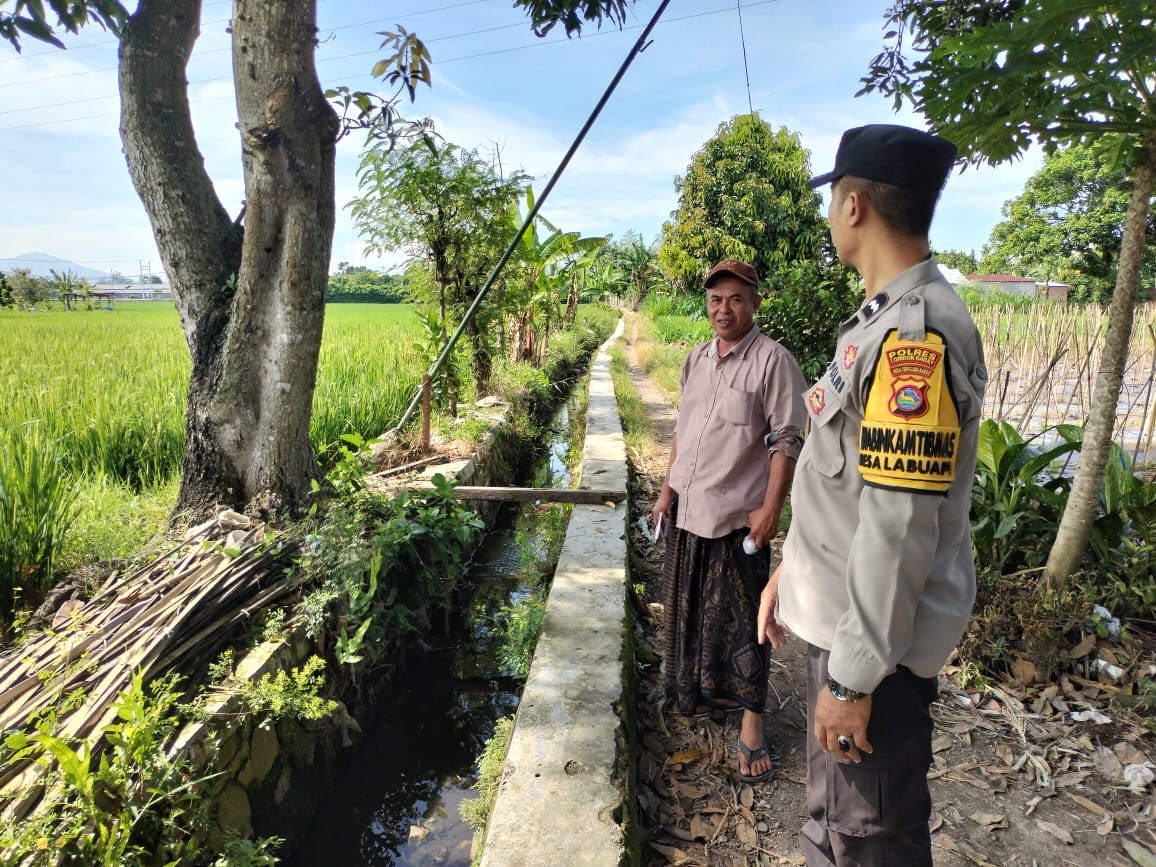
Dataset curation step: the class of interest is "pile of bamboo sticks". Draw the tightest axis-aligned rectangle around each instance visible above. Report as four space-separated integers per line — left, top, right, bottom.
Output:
0 511 303 794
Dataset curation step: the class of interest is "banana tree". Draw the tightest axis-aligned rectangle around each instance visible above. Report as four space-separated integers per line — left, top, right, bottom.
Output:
612 233 661 310
507 187 608 364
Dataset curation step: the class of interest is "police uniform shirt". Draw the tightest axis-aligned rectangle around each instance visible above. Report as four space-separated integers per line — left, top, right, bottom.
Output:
777 257 988 695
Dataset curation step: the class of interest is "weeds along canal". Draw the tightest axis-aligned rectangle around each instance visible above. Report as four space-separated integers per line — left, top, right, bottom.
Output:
286 381 589 867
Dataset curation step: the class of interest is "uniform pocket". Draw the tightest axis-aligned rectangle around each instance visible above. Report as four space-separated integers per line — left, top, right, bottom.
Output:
803 379 846 477
718 386 758 425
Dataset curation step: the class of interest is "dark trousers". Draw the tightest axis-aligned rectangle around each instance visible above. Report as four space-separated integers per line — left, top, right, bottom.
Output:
801 644 937 867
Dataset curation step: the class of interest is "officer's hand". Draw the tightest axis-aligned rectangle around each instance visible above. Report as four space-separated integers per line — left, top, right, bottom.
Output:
815 688 874 764
745 505 778 550
757 564 788 649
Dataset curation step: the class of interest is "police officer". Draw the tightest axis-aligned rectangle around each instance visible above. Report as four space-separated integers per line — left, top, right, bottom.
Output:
757 124 988 866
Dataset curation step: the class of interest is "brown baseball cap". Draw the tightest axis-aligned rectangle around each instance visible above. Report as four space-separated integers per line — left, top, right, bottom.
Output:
704 258 759 289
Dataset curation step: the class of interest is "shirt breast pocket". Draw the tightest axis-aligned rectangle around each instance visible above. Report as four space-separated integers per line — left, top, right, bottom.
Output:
718 386 759 426
804 383 846 477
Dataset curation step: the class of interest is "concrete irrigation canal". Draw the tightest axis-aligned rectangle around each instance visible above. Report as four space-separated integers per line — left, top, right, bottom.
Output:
286 326 632 866
287 384 606 864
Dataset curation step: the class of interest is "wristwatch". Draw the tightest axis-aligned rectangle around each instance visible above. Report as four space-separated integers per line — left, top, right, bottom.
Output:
827 677 867 703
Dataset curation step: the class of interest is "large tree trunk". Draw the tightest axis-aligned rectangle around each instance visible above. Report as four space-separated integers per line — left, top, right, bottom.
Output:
120 0 338 521
1044 137 1156 588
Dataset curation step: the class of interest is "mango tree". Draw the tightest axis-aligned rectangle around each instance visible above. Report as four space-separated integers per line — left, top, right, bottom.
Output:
658 113 826 290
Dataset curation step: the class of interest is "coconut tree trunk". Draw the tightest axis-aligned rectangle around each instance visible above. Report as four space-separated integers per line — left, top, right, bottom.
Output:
120 0 337 521
1044 136 1156 588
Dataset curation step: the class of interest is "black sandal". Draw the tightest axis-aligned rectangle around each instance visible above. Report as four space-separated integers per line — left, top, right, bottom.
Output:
737 737 775 783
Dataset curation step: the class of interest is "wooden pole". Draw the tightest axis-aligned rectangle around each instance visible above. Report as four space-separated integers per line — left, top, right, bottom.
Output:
430 486 626 505
421 373 431 451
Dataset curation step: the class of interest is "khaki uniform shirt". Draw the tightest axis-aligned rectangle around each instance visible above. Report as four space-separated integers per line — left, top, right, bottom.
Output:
668 325 806 540
778 258 988 694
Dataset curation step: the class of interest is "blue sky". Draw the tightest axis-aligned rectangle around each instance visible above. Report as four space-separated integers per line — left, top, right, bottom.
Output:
0 0 1042 280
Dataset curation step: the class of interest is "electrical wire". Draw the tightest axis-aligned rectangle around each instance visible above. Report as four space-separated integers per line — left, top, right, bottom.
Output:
0 0 487 64
737 0 754 115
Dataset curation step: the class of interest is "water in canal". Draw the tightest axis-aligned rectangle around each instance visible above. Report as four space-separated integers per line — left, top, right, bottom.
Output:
286 384 587 867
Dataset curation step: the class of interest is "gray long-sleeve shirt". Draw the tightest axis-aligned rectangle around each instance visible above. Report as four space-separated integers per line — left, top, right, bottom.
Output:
777 258 988 694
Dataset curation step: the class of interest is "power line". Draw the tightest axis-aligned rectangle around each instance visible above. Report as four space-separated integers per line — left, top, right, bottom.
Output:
736 0 754 115
0 0 484 64
0 2 777 132
0 18 529 117
0 0 509 91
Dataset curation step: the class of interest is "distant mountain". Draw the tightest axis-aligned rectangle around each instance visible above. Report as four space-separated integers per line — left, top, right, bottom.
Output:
1 252 111 283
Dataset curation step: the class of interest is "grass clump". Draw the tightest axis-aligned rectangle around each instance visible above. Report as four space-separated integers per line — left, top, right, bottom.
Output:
609 344 658 459
460 715 515 863
631 313 688 404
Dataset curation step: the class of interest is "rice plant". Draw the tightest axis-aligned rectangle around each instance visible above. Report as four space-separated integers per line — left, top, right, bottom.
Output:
0 426 78 622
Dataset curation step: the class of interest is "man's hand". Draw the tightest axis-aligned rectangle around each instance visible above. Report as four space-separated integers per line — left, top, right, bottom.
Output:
757 564 789 649
652 489 673 530
745 504 779 549
815 687 874 764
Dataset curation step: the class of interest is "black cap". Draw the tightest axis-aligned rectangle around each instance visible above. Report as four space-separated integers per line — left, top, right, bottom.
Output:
809 124 957 193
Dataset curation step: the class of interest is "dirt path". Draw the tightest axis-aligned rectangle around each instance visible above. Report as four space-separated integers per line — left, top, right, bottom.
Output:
621 315 1156 867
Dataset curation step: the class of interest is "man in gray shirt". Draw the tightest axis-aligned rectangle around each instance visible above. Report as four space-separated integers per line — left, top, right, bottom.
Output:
758 125 987 866
653 258 806 783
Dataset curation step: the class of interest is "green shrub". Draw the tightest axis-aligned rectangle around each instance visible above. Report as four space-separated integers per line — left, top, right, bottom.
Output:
964 420 1156 676
297 474 484 671
969 420 1077 575
1 673 209 865
757 260 860 382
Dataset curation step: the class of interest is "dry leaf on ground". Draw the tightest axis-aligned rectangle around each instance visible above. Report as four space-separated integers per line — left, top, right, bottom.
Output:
968 811 1008 831
1035 818 1074 844
936 833 998 866
1123 839 1156 867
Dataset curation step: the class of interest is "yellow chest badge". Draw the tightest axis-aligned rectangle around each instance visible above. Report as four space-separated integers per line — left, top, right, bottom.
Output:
859 330 960 494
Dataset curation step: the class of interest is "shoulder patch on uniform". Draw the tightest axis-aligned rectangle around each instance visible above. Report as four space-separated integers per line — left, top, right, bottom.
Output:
842 344 858 369
858 329 960 494
807 385 825 415
861 292 889 320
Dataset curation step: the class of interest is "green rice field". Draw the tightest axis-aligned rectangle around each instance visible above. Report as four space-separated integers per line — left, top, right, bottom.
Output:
1 302 425 567
1 302 424 488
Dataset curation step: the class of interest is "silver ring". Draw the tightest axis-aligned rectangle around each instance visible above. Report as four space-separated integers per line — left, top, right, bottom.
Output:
837 735 853 751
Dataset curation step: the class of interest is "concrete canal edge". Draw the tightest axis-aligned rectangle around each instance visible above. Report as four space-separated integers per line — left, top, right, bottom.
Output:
481 318 636 866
